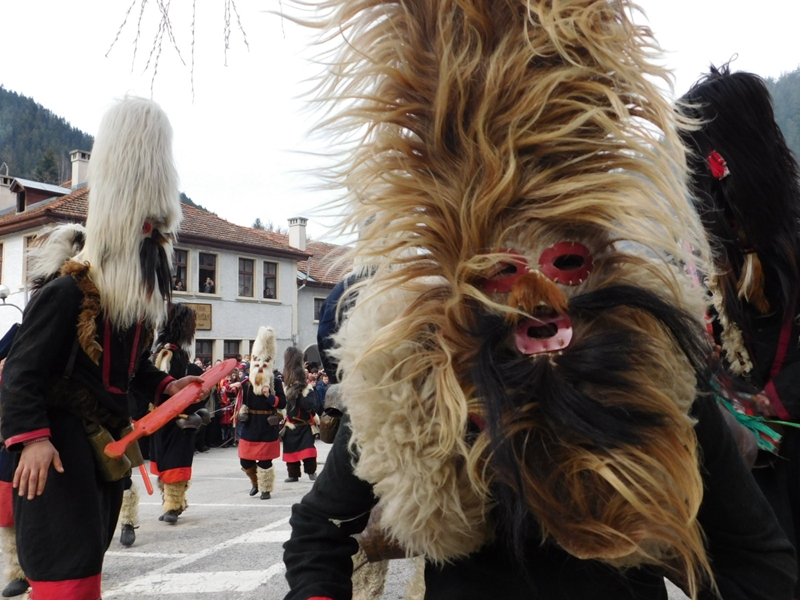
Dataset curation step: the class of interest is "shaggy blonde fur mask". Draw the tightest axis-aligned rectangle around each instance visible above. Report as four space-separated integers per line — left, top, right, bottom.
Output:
310 0 714 596
77 96 182 328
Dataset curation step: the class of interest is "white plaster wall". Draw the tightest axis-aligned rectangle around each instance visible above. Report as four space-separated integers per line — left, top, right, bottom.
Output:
173 246 298 363
298 286 331 354
0 231 309 368
0 230 33 336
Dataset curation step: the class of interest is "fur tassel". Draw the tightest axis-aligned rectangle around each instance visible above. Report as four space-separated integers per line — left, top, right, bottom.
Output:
0 526 25 583
61 260 103 364
161 480 190 514
736 253 769 314
154 347 174 375
351 548 388 600
27 223 86 294
257 466 275 494
119 484 140 527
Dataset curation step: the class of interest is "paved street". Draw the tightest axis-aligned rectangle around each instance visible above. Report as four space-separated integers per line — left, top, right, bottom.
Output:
101 443 334 600
29 441 686 599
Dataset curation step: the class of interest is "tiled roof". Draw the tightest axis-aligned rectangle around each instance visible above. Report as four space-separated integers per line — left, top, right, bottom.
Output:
254 230 353 286
0 187 308 259
301 240 353 285
9 178 71 196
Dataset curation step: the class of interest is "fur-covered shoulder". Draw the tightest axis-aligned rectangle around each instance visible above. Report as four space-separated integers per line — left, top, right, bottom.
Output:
60 260 102 364
334 280 490 562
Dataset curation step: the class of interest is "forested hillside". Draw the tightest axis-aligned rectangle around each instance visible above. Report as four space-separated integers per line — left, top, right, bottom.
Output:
0 86 94 184
768 67 800 160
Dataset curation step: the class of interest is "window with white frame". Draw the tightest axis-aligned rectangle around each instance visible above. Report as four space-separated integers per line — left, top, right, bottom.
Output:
314 297 326 321
198 253 217 294
263 261 277 299
172 248 188 292
195 340 213 366
238 258 254 297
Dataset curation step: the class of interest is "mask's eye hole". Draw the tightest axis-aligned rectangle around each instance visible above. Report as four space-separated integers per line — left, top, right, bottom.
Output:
480 250 529 293
539 242 593 285
552 254 585 271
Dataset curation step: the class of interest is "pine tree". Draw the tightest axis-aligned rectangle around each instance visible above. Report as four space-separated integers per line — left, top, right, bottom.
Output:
33 148 60 184
252 218 265 230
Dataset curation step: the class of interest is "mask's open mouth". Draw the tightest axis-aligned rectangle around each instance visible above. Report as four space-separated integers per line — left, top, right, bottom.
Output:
514 311 573 355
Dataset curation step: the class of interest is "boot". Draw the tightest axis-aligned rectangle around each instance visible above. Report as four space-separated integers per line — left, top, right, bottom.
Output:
119 484 139 545
286 462 301 483
257 466 275 500
0 527 26 598
308 473 317 481
1 578 28 598
120 524 136 547
242 465 258 496
160 480 190 524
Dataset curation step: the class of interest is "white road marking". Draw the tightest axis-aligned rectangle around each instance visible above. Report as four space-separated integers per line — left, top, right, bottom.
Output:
106 551 188 558
238 529 292 544
103 517 290 597
106 565 285 595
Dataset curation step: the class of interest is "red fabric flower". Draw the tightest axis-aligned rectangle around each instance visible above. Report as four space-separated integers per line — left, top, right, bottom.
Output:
707 150 730 180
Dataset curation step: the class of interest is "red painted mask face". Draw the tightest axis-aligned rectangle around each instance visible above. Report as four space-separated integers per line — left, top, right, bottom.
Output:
537 242 593 285
480 242 594 355
480 242 594 291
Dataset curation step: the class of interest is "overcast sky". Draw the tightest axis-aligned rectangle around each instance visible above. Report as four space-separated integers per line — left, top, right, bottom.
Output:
2 1 799 243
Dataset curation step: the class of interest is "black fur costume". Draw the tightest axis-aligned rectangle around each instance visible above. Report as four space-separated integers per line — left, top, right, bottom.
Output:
681 65 800 598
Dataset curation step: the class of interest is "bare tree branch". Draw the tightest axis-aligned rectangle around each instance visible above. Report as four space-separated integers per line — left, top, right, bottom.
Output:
107 0 248 98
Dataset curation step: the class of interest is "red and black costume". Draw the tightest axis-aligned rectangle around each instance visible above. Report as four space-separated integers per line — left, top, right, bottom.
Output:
239 378 285 498
680 66 800 598
282 347 317 482
0 264 171 599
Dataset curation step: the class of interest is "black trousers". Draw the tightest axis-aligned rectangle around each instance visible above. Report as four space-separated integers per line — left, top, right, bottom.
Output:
14 409 123 582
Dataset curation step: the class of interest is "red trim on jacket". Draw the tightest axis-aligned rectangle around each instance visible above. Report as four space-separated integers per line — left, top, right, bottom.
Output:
283 447 318 463
154 376 175 405
238 439 281 462
28 573 101 600
5 428 51 451
128 323 142 376
0 481 14 527
149 462 192 484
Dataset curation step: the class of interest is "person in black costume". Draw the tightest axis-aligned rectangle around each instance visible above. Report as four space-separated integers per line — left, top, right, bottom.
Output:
281 1 797 599
680 65 800 599
281 347 318 483
149 303 207 524
0 97 203 600
238 326 285 499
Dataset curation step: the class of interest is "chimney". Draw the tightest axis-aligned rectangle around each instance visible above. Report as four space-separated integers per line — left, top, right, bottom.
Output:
70 149 90 189
0 163 13 211
288 217 308 251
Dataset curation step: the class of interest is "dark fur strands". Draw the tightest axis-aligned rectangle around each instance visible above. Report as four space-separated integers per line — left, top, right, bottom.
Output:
283 346 307 389
140 229 173 303
155 303 197 349
679 65 800 321
471 284 713 565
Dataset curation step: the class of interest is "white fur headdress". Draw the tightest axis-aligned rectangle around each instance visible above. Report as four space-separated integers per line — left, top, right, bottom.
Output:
250 326 277 394
76 96 182 328
27 223 86 293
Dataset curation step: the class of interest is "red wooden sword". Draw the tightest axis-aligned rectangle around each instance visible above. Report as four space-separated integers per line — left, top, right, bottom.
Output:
104 358 237 459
